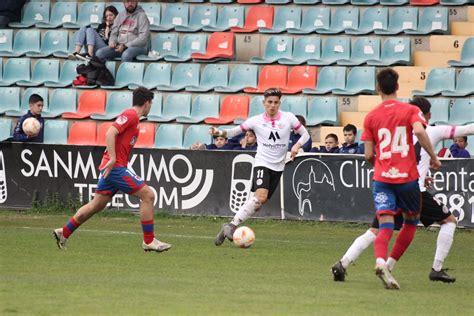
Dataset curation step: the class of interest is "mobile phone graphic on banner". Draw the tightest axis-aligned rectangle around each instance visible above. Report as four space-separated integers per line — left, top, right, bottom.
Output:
0 151 7 204
229 154 254 213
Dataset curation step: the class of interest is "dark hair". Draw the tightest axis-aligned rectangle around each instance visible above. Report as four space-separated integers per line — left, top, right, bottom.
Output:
213 134 227 140
263 88 282 99
29 94 43 105
409 97 431 115
103 6 119 24
246 129 256 136
376 68 399 95
133 87 154 106
295 115 307 127
325 133 338 142
455 136 467 142
343 124 357 134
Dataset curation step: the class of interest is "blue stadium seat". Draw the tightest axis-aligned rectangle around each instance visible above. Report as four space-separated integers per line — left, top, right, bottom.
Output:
145 93 163 118
351 0 379 4
260 7 302 34
367 37 411 66
154 124 184 149
288 8 330 34
0 87 21 114
203 6 244 32
52 30 82 58
380 0 409 4
183 125 213 149
279 36 321 65
307 37 351 66
338 37 380 66
442 68 474 97
448 37 474 67
281 96 307 117
0 30 14 55
63 2 105 29
186 64 228 92
0 29 40 57
294 0 321 3
9 1 50 28
156 64 200 92
0 58 31 87
405 7 448 35
43 120 69 144
215 64 258 93
346 7 388 35
251 36 293 64
375 8 418 35
332 66 376 95
317 8 359 34
27 30 69 58
427 98 449 125
165 34 207 62
17 59 60 87
139 2 162 31
130 63 171 90
266 0 293 3
153 3 189 32
211 0 235 3
5 87 49 117
137 33 179 62
101 62 144 89
303 66 346 94
42 89 77 118
36 2 78 29
448 99 474 125
306 97 339 126
323 0 350 4
236 96 264 123
0 117 12 141
177 95 220 123
91 91 132 120
175 5 217 32
413 68 456 96
148 94 192 123
440 0 473 5
44 60 82 88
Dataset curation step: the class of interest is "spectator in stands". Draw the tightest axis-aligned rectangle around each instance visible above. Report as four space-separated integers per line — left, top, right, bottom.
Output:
0 0 26 27
69 6 119 61
96 0 150 62
191 135 231 150
339 124 364 154
288 115 312 152
439 137 471 158
310 133 340 153
13 94 44 143
233 130 258 151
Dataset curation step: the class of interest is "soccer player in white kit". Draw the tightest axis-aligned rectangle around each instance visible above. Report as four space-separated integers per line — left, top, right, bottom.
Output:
211 88 311 246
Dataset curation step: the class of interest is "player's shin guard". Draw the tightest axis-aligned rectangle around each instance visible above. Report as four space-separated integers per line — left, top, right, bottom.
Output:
141 220 155 245
374 223 394 261
230 197 261 226
62 217 81 238
433 222 456 271
341 229 376 269
389 220 418 261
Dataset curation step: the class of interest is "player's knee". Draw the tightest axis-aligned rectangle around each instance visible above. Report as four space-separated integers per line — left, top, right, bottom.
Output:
138 186 155 204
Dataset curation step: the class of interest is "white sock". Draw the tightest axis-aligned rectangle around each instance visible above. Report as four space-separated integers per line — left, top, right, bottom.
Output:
376 258 386 267
386 257 397 272
433 222 456 271
230 197 261 226
341 229 376 269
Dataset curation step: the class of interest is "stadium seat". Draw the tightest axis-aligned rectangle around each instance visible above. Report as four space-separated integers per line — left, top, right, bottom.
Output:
183 125 213 149
448 37 474 67
101 62 144 90
405 7 448 34
231 6 274 33
238 0 263 3
129 63 171 90
62 90 107 119
211 0 235 3
448 99 474 125
307 37 351 66
203 6 245 32
135 123 156 148
95 122 114 146
260 7 302 34
379 0 409 4
63 2 105 29
27 30 69 58
411 0 439 4
153 3 189 32
156 63 200 92
351 0 379 4
0 87 21 114
279 36 321 65
427 98 449 125
306 97 339 126
0 117 12 141
5 87 49 117
0 30 14 56
251 36 293 64
280 96 307 117
345 7 388 35
215 64 258 93
244 65 288 93
42 89 77 118
442 68 474 97
303 66 346 94
375 8 418 35
281 66 318 94
184 0 206 2
139 2 161 31
36 2 78 29
440 0 474 4
412 68 456 96
68 121 97 146
317 8 359 34
43 120 69 144
266 0 292 3
205 95 249 124
147 93 163 118
288 7 330 34
192 32 235 62
165 34 207 62
338 37 380 66
44 60 82 88
0 58 31 87
175 5 217 32
186 64 228 92
9 1 50 28
323 0 350 4
52 30 81 58
236 96 264 123
73 61 116 90
17 59 60 87
148 94 192 122
137 33 179 62
367 37 411 66
154 124 184 149
0 29 40 57
332 66 376 95
177 95 220 123
91 91 132 120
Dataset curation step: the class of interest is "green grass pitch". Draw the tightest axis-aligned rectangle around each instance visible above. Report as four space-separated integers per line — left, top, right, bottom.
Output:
1 212 473 315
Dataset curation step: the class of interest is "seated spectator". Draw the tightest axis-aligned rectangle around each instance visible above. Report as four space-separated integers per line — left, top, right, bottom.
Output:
288 115 312 152
232 129 257 151
0 0 26 27
439 137 471 158
310 133 340 153
69 6 118 61
13 94 44 143
339 124 364 154
96 0 150 62
191 135 231 150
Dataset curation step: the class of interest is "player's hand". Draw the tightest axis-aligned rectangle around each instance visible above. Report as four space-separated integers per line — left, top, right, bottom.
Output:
424 176 433 189
209 126 219 136
289 144 301 161
430 157 441 170
102 159 116 178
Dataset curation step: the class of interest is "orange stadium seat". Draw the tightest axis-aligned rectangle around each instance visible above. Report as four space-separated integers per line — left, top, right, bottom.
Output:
231 6 274 33
135 123 156 148
281 66 317 94
62 90 107 119
192 32 235 62
244 65 288 93
238 0 263 3
410 0 439 4
67 121 97 145
205 95 249 125
96 122 114 146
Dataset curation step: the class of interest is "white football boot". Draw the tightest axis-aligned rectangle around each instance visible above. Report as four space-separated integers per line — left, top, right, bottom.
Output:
143 238 172 252
53 228 68 250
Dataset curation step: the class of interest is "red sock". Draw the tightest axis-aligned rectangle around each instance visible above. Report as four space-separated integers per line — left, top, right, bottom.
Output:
374 224 394 260
62 217 80 238
141 220 155 244
389 223 417 261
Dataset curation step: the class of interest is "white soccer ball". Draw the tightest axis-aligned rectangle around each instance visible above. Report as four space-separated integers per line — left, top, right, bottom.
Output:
22 117 41 136
233 226 255 248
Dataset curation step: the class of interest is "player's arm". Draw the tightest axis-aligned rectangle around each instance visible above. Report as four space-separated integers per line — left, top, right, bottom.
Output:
103 126 120 178
364 140 375 166
413 121 441 170
290 124 310 160
209 125 247 139
452 123 474 138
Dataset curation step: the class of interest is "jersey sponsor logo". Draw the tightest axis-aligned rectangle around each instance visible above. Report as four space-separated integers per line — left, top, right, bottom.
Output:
116 115 128 125
381 167 408 179
229 154 254 213
268 131 280 142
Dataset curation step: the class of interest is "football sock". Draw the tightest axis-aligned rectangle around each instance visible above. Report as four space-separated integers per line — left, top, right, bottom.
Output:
389 220 418 261
62 217 81 238
433 222 456 271
374 222 394 260
230 197 260 226
386 257 397 272
141 220 155 245
341 229 376 269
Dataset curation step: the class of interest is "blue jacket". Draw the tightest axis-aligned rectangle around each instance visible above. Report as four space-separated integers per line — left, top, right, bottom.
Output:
449 143 471 158
310 146 340 153
288 132 312 152
205 143 234 150
339 142 364 154
13 111 44 143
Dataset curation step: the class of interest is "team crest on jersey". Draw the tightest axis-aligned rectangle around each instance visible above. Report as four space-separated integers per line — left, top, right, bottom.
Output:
116 115 128 125
130 136 137 145
374 192 388 204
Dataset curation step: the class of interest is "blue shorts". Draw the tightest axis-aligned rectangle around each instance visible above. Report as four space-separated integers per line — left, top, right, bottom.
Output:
96 167 145 196
372 180 421 217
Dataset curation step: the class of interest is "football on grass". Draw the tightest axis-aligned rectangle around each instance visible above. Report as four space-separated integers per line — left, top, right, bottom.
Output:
22 117 40 136
233 226 255 248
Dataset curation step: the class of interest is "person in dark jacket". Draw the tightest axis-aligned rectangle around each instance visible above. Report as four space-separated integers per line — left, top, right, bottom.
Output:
191 135 233 150
449 136 471 158
339 124 364 154
13 94 45 143
0 0 26 27
288 115 312 152
310 133 340 153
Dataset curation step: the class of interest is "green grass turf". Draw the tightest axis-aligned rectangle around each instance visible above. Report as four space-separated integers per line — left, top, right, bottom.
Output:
1 212 473 315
